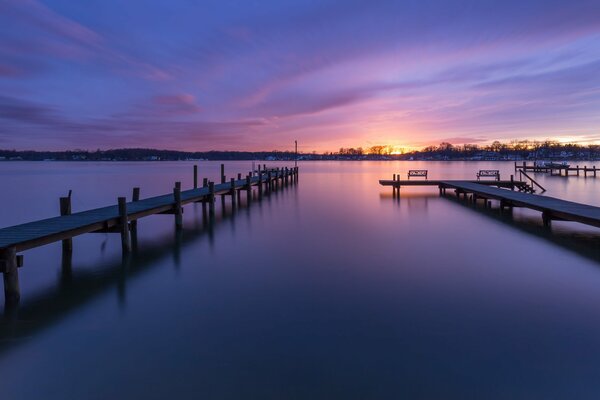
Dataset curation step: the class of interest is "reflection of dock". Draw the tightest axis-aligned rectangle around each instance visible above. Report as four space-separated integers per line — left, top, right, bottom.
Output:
0 190 286 350
380 178 600 230
0 165 298 305
515 161 598 177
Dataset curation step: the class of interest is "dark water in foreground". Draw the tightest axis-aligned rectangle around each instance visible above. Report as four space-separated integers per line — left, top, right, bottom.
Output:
2 161 600 399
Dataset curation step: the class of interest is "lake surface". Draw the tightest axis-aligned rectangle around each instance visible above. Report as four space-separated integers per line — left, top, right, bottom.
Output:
2 161 600 399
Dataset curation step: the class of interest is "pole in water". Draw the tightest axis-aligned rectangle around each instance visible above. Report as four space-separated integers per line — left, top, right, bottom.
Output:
221 164 225 184
174 182 183 230
1 246 20 305
295 140 298 168
118 197 131 254
193 165 198 189
208 181 215 215
59 195 73 255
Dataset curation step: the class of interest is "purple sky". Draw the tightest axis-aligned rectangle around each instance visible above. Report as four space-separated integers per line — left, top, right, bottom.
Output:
1 0 599 152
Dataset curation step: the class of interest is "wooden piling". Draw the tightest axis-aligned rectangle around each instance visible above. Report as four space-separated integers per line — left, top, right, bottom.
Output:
246 175 252 201
208 181 215 215
258 172 263 196
118 197 131 253
1 246 19 304
193 165 198 188
131 187 140 230
174 182 182 230
131 187 140 251
221 164 225 184
202 177 208 187
59 196 72 254
230 178 237 208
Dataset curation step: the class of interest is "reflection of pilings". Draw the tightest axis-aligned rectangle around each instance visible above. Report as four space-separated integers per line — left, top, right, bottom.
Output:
0 191 270 348
445 193 600 264
173 228 182 269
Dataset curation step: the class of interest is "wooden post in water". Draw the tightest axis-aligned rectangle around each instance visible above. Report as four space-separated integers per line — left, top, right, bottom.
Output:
59 196 72 254
230 178 237 208
193 165 198 189
258 172 263 196
131 187 140 251
577 165 580 176
542 211 552 227
118 197 131 253
594 166 597 177
208 181 215 215
203 178 208 187
221 164 225 184
268 171 273 191
246 175 252 202
174 182 182 230
1 246 20 305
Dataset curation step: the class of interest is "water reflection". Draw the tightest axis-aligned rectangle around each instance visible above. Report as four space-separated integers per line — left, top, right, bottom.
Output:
0 179 295 353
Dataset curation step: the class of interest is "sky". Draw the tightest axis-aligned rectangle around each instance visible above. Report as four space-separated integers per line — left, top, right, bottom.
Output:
0 0 599 152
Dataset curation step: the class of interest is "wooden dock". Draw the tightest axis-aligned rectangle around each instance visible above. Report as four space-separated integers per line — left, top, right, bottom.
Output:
515 161 598 177
380 177 600 231
0 165 298 305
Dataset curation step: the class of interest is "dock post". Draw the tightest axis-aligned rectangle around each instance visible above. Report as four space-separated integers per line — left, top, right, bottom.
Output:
221 164 225 184
542 211 552 227
203 178 208 187
208 182 215 215
510 175 514 190
131 187 140 251
246 175 252 202
1 247 19 305
59 196 73 255
595 166 597 177
258 172 263 197
193 165 198 189
118 197 131 254
174 182 183 230
577 165 580 176
230 178 237 208
584 166 588 177
268 171 272 191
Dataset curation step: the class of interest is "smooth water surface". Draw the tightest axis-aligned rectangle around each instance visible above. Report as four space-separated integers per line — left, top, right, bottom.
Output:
2 161 600 399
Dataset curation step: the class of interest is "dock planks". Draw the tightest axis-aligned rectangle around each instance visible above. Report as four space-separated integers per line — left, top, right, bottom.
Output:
380 178 600 229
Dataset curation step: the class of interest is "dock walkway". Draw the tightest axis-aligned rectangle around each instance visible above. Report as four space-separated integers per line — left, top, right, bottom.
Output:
380 178 600 229
0 166 298 304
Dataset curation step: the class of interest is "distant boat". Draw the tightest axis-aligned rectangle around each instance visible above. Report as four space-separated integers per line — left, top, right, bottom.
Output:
534 160 570 168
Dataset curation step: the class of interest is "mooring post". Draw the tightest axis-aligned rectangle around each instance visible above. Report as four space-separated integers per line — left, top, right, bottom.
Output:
230 178 237 208
258 172 263 196
246 175 252 202
266 171 270 191
131 187 140 251
118 197 131 254
208 181 215 215
594 166 597 177
510 174 514 190
174 182 182 230
577 165 580 176
59 196 73 255
542 211 552 227
1 246 20 305
193 165 198 189
221 164 225 184
203 177 208 187
584 166 588 177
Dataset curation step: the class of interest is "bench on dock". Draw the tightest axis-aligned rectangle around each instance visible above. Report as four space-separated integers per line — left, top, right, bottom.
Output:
476 170 500 181
408 170 428 180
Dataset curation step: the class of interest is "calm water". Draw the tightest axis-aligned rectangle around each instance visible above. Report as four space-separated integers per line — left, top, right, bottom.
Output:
2 161 600 399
